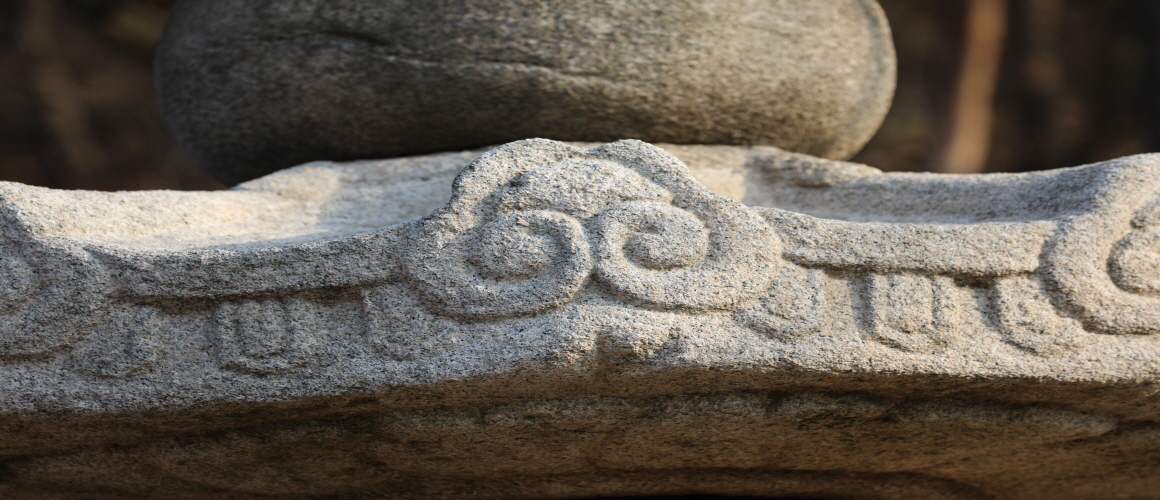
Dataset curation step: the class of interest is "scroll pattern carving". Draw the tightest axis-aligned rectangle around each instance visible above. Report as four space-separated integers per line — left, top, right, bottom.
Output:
401 140 783 320
406 209 593 319
0 240 107 359
1109 198 1160 295
1045 161 1160 335
5 140 1160 379
592 200 776 310
384 140 1109 357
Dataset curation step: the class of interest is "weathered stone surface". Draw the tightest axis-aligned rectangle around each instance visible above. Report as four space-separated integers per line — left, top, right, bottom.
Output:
1 139 1159 499
155 0 896 184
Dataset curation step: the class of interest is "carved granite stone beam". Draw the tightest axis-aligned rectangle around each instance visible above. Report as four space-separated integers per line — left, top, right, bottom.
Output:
1 140 1158 499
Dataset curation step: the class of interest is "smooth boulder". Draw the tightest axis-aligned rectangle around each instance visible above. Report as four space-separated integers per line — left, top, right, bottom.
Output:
155 0 896 184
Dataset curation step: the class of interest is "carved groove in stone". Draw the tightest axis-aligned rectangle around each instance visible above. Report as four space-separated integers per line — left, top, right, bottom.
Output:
104 227 407 299
363 283 437 361
992 276 1086 355
736 265 827 339
862 274 963 353
212 297 324 375
69 306 161 378
1109 220 1160 294
765 209 1054 277
0 240 107 359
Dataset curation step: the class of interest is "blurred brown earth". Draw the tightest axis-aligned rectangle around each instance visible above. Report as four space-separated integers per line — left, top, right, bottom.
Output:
0 0 220 190
1 0 1159 191
859 0 1160 174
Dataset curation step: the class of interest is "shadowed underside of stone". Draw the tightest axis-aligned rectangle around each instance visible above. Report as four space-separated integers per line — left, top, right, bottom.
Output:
0 140 1159 499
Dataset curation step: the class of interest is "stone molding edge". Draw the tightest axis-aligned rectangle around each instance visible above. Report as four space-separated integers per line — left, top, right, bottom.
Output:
0 139 1158 377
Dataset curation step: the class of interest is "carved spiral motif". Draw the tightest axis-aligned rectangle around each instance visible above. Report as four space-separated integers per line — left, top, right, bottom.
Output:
401 139 783 320
593 198 780 311
405 210 592 319
1109 226 1160 294
471 213 565 279
0 241 107 358
1044 162 1160 335
599 202 710 271
594 202 718 307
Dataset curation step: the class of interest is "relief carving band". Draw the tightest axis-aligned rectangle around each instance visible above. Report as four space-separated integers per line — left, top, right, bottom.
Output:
0 139 1158 375
1 139 1160 499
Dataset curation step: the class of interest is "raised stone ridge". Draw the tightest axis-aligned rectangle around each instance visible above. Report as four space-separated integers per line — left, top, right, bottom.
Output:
1 140 1158 499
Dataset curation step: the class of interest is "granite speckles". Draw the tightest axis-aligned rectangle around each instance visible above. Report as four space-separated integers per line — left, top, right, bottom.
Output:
1 140 1159 498
155 0 896 184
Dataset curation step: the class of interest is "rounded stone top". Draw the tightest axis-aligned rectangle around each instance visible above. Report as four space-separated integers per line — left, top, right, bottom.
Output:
155 0 896 185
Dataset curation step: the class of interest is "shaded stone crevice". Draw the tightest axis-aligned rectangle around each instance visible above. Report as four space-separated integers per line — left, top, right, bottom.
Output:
243 29 627 85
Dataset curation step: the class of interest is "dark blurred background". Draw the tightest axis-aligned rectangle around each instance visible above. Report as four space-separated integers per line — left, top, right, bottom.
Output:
2 0 1160 191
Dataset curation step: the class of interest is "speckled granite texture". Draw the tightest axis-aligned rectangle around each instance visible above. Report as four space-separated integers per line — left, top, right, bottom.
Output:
0 140 1158 499
154 0 896 184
